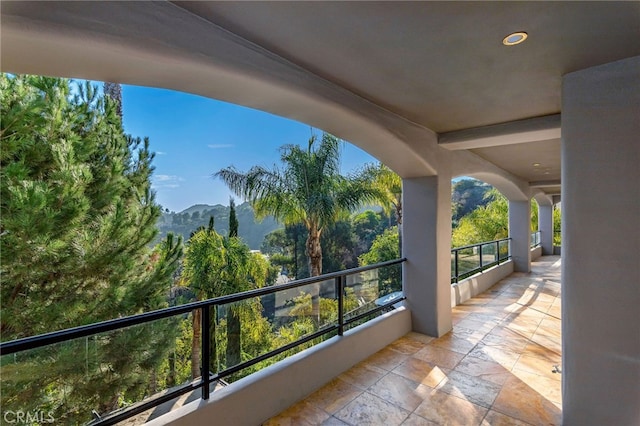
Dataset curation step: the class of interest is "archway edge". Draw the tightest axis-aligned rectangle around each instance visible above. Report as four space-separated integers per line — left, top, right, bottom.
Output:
1 1 438 178
450 151 529 201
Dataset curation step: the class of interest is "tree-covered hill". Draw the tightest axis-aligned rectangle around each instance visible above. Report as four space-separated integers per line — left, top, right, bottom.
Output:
451 179 492 226
156 202 281 249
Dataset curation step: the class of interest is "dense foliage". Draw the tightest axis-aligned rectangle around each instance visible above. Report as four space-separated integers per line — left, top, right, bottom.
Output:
0 75 182 422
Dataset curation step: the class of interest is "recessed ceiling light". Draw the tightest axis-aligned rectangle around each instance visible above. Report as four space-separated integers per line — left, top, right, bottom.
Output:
503 32 528 46
532 163 541 167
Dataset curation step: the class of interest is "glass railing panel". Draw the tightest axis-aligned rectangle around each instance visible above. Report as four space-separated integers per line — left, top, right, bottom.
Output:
456 246 480 277
498 239 510 260
480 242 498 265
216 279 335 382
451 252 456 279
343 262 402 329
0 315 194 425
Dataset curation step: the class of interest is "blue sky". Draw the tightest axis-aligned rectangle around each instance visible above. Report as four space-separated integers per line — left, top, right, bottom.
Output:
120 85 378 212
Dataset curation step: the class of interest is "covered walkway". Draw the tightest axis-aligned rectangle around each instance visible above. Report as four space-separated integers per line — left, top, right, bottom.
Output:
265 256 562 426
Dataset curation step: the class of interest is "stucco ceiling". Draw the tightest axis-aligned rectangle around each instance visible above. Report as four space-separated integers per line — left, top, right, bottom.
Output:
2 1 639 197
175 1 640 133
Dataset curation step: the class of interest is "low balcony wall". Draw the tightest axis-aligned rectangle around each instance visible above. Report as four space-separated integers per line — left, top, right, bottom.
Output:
451 260 514 307
531 245 542 260
149 306 411 426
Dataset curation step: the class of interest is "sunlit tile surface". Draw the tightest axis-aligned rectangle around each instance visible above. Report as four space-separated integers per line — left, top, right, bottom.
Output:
265 256 562 426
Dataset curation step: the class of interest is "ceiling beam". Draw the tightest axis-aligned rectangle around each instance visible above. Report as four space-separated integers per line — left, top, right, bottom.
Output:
438 114 561 150
530 180 561 188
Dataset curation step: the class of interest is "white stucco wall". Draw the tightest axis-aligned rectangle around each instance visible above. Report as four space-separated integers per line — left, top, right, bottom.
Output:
561 55 640 426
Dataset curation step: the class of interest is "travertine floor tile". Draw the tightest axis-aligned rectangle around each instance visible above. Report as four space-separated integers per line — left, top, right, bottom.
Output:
338 362 386 390
368 372 432 411
264 399 329 426
467 342 521 369
481 410 534 425
431 332 479 355
510 369 562 404
405 331 435 345
364 346 408 371
392 357 449 388
413 345 465 369
512 353 561 381
413 389 488 426
492 375 562 426
401 413 439 425
388 335 429 355
481 329 530 353
334 391 410 426
304 377 362 414
320 416 350 426
454 355 512 386
436 369 502 408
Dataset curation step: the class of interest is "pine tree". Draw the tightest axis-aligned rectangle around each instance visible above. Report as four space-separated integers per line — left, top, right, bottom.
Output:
0 74 182 422
103 81 123 118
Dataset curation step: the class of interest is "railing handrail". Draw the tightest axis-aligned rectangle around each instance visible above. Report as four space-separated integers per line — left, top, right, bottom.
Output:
451 237 512 284
451 237 511 252
0 258 406 356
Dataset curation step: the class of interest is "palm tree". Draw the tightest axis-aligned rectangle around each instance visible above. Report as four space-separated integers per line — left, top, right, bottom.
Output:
182 201 269 377
216 133 378 277
362 162 403 254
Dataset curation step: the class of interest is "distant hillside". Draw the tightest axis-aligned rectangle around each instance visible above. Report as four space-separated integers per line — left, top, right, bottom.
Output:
451 179 492 225
155 202 282 249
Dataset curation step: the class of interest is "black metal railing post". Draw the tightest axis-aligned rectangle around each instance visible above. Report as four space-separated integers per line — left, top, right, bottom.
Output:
479 244 483 269
201 306 211 400
454 249 459 283
336 276 345 336
495 240 500 264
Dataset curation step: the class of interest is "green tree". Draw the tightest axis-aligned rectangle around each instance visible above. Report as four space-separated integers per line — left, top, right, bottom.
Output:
553 205 562 246
182 200 271 377
0 74 182 421
358 227 401 293
216 133 378 276
352 209 388 254
361 163 403 253
452 189 509 247
452 188 541 247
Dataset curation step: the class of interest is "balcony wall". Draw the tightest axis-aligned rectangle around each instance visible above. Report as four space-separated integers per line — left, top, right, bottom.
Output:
149 307 411 426
450 260 514 307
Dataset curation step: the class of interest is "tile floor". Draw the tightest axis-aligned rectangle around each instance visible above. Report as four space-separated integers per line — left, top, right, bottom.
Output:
264 256 562 426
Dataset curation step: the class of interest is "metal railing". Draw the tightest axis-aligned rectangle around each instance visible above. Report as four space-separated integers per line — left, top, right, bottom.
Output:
0 258 405 425
451 238 511 283
531 230 541 248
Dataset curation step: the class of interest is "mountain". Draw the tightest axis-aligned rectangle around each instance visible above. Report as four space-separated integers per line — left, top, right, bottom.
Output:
451 179 492 225
155 202 282 249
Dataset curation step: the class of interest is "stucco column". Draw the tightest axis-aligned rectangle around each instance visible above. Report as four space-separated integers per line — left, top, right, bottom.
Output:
402 175 452 337
538 203 553 255
562 56 640 425
508 199 531 272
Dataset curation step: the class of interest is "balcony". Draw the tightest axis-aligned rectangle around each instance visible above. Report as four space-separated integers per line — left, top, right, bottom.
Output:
265 256 561 426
